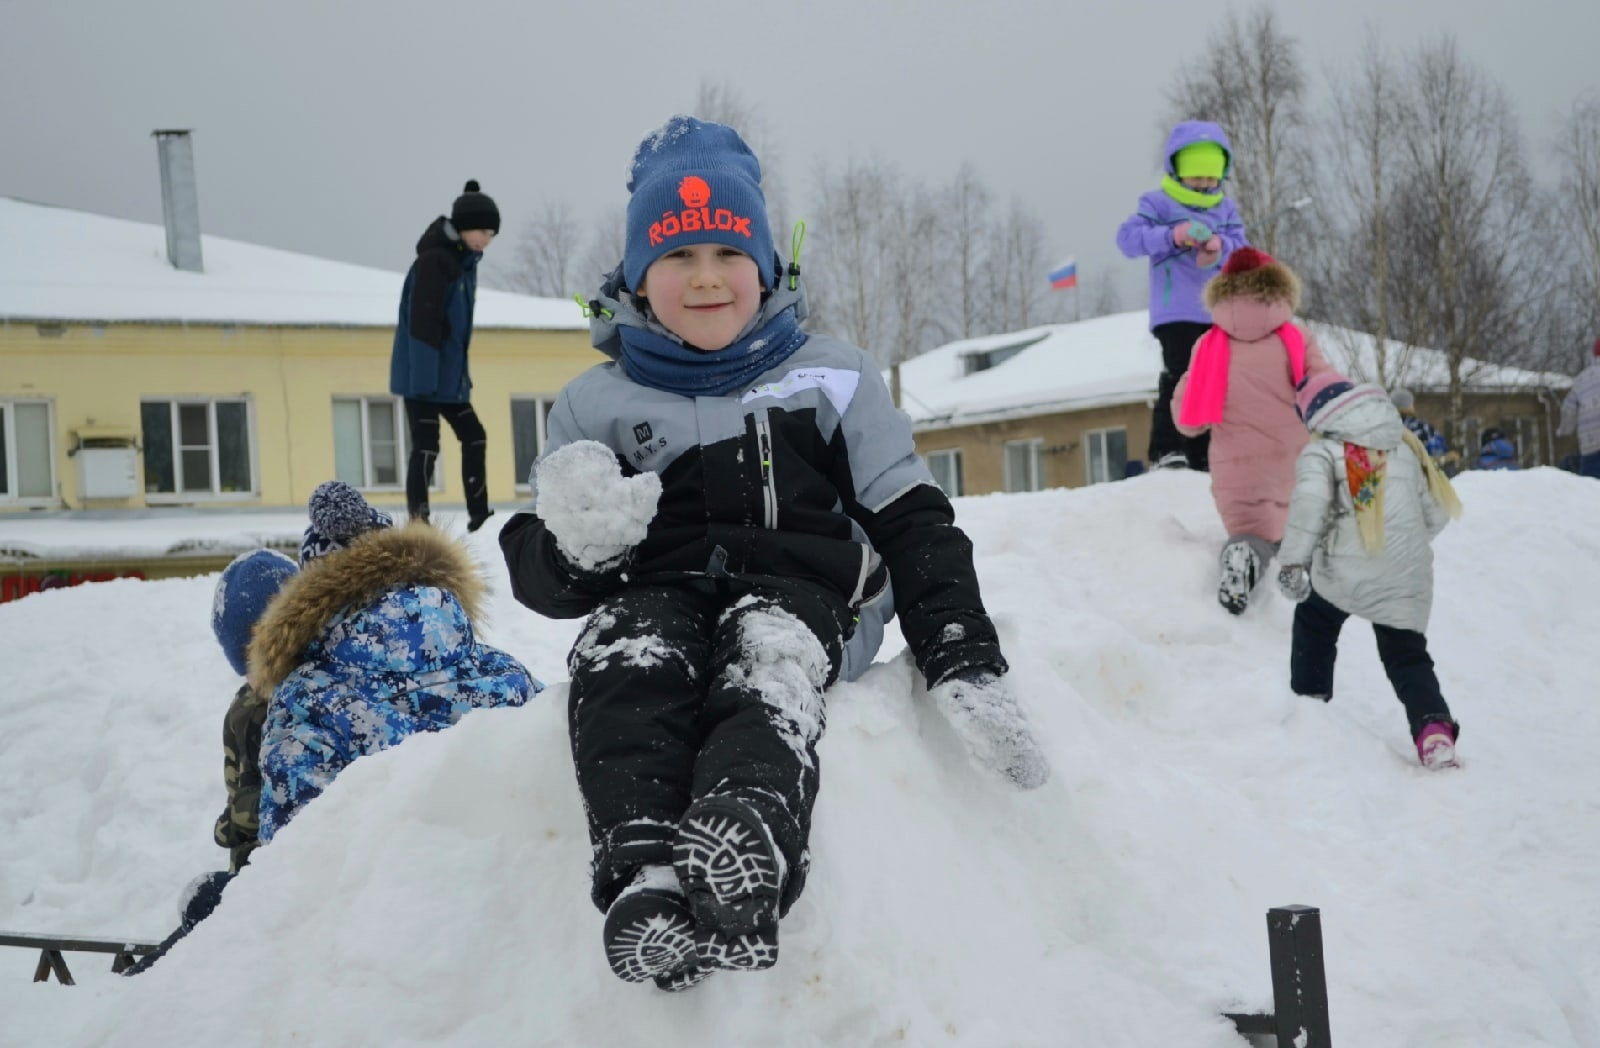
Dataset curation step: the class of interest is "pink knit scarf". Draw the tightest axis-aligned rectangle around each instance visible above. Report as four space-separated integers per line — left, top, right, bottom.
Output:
1178 323 1307 428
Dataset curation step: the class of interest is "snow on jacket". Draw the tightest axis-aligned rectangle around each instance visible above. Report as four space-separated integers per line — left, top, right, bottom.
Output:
1279 395 1451 633
1173 263 1331 542
1115 121 1249 329
389 217 480 403
1558 358 1600 456
247 524 537 841
500 270 1005 690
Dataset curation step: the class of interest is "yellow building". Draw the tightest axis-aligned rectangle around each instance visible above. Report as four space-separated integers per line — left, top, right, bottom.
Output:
0 195 597 517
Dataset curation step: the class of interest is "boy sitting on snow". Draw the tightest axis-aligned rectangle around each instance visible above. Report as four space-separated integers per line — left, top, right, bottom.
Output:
500 116 1049 992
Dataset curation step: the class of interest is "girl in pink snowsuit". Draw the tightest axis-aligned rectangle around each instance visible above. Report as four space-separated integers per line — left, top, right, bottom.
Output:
1173 247 1332 613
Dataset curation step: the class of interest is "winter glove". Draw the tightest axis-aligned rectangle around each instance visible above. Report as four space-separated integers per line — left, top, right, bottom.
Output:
928 667 1051 791
1277 564 1312 603
1171 221 1195 248
178 870 234 932
1196 237 1224 269
534 440 662 572
1187 220 1214 243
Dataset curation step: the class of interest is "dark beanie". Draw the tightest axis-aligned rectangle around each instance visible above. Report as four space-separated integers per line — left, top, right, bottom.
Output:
299 480 394 565
623 116 776 291
451 180 500 234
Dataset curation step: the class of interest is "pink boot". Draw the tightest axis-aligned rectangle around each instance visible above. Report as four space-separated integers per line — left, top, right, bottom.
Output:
1415 722 1458 770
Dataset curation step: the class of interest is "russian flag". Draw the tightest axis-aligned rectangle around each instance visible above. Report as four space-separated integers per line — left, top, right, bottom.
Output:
1048 257 1078 290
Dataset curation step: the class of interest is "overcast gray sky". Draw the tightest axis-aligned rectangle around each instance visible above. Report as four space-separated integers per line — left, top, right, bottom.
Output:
3 0 1595 311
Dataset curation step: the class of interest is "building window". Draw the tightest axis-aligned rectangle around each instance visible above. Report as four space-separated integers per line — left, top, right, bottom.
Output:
0 400 55 501
333 396 419 490
511 397 556 490
1002 438 1044 493
1085 427 1128 485
140 398 254 497
925 448 963 497
961 334 1047 375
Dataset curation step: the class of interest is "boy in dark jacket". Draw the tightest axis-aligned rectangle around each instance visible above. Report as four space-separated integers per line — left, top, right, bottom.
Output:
389 181 501 531
501 116 1049 993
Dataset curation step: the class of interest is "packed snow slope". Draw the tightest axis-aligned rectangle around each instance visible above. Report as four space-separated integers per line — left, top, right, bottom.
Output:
3 469 1597 1047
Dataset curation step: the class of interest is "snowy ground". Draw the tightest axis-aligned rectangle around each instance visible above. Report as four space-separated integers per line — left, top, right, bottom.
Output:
3 470 1598 1047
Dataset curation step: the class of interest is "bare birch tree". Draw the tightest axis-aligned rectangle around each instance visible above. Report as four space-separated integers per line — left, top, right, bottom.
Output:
1162 5 1313 257
1385 37 1541 427
1553 94 1600 366
1310 32 1417 385
942 164 993 339
500 202 583 298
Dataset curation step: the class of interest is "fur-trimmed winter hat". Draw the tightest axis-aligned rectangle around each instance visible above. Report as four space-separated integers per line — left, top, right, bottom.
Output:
1296 370 1390 430
623 116 776 291
1202 246 1302 312
212 549 298 676
450 180 500 234
300 480 394 565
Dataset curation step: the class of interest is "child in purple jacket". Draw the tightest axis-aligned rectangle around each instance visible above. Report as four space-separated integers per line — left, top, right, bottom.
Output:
1117 120 1249 472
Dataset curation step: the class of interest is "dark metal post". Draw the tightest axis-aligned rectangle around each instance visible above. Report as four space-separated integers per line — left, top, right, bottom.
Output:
1267 905 1331 1048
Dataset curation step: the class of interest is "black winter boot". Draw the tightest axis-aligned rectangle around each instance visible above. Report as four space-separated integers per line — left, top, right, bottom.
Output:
601 865 699 986
674 795 785 971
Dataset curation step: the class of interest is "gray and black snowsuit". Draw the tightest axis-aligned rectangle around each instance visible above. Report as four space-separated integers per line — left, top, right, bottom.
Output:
501 272 1006 911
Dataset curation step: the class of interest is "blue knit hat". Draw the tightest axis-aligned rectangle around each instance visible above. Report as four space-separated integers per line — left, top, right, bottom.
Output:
300 480 394 565
212 549 298 676
623 116 776 292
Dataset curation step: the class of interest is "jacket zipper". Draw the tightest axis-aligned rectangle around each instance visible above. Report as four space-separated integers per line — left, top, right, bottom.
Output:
755 415 778 529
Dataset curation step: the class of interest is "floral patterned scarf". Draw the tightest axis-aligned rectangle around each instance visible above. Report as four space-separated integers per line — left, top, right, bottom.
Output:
1344 443 1388 553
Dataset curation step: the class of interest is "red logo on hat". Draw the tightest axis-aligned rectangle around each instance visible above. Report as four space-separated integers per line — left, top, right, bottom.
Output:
648 176 754 247
678 176 712 208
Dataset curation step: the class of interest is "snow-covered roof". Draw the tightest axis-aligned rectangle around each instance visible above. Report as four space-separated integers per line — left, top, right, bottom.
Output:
0 196 586 330
900 311 1571 431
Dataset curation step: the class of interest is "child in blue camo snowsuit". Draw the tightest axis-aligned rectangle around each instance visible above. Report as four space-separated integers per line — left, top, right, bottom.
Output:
250 481 538 842
501 117 1050 994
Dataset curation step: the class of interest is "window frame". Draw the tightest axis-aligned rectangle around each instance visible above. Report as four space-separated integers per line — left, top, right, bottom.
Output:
1002 437 1045 493
511 395 558 492
140 396 258 503
0 397 58 505
1084 426 1129 486
924 447 964 498
331 394 428 493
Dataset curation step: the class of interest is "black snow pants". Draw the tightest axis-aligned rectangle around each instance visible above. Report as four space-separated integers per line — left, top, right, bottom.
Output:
403 398 489 523
1148 321 1212 470
1290 588 1457 740
568 579 850 914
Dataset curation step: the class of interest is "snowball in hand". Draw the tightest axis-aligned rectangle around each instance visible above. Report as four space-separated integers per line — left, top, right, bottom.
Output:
533 440 662 571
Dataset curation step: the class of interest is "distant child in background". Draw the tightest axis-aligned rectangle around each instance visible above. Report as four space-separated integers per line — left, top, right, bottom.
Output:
501 116 1048 994
1173 247 1332 614
1476 428 1519 471
124 548 301 976
1117 120 1249 472
1557 337 1600 478
250 481 538 842
1390 388 1460 477
1278 373 1464 769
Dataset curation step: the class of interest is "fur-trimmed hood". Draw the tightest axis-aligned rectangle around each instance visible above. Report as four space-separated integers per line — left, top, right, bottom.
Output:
1203 256 1302 313
247 523 488 692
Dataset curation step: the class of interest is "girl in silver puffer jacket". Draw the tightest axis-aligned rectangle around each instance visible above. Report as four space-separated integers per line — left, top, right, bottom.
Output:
1277 372 1464 769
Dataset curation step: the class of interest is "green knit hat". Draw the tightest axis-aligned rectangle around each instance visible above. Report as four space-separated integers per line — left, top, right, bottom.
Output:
1174 141 1228 180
